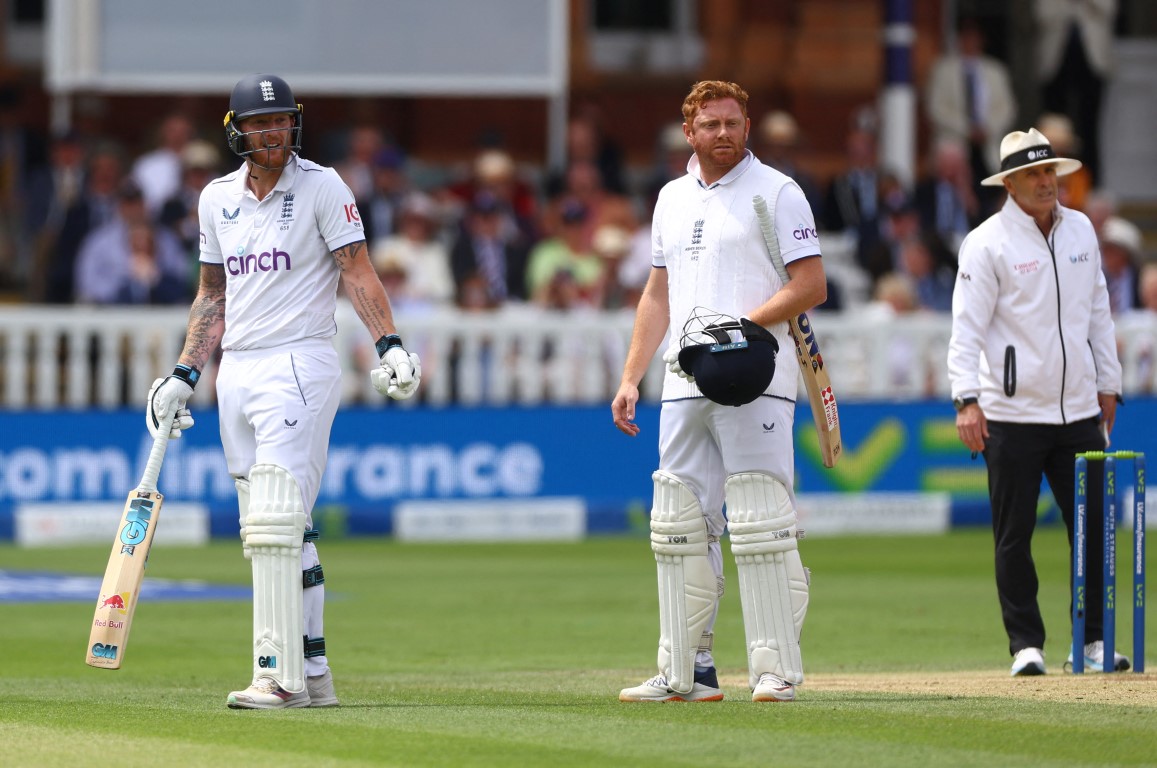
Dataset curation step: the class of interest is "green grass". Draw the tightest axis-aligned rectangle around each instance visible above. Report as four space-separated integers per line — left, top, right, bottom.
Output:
1 528 1154 767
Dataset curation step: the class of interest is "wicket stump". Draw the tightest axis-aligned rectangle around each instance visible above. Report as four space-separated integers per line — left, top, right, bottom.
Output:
1072 451 1145 673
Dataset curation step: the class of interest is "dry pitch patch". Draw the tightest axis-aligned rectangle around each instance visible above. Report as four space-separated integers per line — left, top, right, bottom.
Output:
720 671 1157 706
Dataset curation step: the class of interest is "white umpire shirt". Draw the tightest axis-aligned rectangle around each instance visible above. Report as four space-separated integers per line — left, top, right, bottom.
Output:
197 154 365 351
653 149 822 402
947 196 1121 424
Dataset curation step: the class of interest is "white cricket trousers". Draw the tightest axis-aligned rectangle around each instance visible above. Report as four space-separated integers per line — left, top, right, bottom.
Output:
217 338 343 678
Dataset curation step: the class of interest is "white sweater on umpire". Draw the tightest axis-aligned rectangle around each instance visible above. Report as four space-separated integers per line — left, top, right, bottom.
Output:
947 196 1121 424
653 150 822 402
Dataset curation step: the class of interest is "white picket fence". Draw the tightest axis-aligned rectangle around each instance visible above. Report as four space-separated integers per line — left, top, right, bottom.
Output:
1 303 1156 409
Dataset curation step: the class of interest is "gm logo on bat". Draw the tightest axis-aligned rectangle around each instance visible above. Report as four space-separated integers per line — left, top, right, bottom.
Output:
90 643 118 660
795 312 825 369
119 498 155 550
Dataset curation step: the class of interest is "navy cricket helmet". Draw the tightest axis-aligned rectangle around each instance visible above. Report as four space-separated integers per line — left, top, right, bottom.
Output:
677 308 779 407
223 73 303 167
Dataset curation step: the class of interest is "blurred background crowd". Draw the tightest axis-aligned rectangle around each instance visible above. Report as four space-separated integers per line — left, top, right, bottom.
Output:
0 1 1155 327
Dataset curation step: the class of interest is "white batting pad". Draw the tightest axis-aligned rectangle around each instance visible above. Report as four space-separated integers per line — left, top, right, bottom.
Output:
234 476 252 560
650 470 717 694
246 464 307 693
726 472 809 687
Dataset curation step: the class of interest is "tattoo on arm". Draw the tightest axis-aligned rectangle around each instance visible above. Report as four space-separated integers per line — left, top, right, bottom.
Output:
334 240 394 337
179 264 226 368
332 240 364 272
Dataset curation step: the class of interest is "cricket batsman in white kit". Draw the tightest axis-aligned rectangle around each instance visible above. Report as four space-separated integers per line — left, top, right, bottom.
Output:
612 80 828 703
145 74 421 709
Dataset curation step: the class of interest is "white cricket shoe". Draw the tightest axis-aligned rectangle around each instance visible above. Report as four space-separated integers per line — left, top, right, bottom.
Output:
307 669 340 707
1010 647 1046 676
227 676 310 709
1064 641 1131 672
619 672 723 702
752 673 796 702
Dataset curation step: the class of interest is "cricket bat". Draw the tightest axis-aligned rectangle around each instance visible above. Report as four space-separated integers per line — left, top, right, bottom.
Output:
85 414 173 668
753 194 842 468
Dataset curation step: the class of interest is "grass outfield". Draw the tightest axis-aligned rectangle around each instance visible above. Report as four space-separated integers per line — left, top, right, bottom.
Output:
1 528 1154 767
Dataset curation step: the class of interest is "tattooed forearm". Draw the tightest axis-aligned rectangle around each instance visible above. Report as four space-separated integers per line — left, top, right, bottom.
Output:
179 264 226 369
349 281 391 333
334 240 397 340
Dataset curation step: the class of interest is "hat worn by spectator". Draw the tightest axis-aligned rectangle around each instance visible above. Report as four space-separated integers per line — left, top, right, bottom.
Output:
400 191 438 220
592 225 631 259
377 253 408 278
474 149 515 182
181 140 221 170
981 127 1083 186
1036 113 1081 155
759 111 799 146
1102 216 1142 257
660 123 688 153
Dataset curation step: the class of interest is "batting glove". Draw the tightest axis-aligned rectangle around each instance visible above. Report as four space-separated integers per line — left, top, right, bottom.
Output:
147 364 198 439
371 335 422 400
664 348 694 382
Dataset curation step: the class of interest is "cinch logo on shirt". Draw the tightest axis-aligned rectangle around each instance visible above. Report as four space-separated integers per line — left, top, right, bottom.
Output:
793 225 817 241
227 247 292 276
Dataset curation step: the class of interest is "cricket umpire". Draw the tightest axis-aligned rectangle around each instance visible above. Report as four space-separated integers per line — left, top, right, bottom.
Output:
948 127 1125 676
146 74 421 708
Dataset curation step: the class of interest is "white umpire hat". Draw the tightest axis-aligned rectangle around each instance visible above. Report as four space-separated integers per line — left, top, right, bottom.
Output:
981 127 1083 186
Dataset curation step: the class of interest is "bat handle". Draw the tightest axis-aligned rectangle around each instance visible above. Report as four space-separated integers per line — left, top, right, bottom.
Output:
138 412 174 494
752 195 792 284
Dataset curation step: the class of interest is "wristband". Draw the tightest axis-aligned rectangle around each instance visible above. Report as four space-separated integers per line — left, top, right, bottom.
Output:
375 334 403 357
172 363 201 389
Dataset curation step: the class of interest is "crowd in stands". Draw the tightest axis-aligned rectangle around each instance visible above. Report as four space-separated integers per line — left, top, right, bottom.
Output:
0 13 1152 330
2 107 660 317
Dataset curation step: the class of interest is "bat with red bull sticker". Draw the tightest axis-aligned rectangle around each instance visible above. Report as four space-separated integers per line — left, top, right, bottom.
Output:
85 415 173 669
753 195 842 468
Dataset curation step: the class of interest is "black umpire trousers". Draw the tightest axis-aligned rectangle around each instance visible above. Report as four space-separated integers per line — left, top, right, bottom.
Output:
983 416 1106 656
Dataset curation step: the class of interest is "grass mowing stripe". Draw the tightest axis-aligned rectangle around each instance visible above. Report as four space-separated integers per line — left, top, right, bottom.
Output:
3 696 1149 768
1 530 1153 767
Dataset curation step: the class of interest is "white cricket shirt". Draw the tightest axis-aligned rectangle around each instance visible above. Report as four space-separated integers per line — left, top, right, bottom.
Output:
198 155 365 351
653 149 822 401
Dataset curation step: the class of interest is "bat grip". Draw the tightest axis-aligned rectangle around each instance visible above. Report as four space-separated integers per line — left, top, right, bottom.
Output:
752 195 792 284
138 412 174 493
